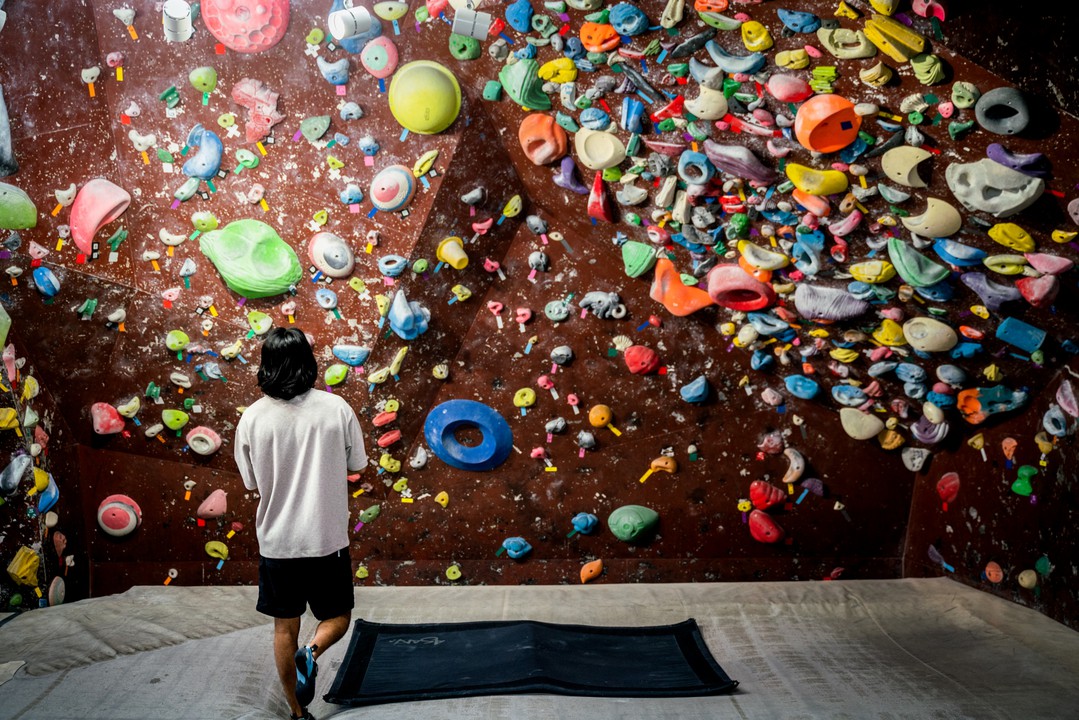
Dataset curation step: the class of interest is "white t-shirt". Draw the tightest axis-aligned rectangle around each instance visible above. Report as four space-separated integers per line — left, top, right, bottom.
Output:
234 389 367 559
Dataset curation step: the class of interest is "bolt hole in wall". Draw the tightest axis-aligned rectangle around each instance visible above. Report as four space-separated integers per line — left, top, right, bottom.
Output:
0 0 1077 630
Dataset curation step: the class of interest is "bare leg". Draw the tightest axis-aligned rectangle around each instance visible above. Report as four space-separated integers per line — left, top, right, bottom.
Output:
308 612 352 660
273 617 305 717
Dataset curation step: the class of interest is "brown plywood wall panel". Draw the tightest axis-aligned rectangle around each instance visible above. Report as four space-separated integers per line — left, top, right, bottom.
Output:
0 0 1077 629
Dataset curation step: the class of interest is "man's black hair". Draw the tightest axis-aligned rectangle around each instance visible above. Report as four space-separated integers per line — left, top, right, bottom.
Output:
257 327 317 400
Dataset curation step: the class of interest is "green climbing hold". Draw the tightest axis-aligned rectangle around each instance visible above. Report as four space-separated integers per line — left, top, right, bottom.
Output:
482 80 503 101
948 120 975 140
498 59 551 110
0 182 37 230
602 166 622 182
583 8 609 23
555 112 580 133
574 94 592 110
162 409 190 431
324 364 349 386
199 219 302 298
607 504 659 543
1011 465 1036 497
622 240 656 278
189 66 218 93
359 505 381 524
300 116 331 142
668 62 689 77
448 33 481 60
305 28 325 44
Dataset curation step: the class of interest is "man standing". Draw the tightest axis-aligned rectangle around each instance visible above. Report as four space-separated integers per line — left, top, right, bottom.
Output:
234 328 367 720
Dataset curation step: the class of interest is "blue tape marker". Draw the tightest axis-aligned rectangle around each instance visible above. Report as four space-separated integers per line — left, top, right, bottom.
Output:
392 19 400 35
367 207 378 218
499 32 514 44
399 128 409 141
796 489 809 504
435 261 444 273
420 175 431 189
657 49 668 63
378 79 386 93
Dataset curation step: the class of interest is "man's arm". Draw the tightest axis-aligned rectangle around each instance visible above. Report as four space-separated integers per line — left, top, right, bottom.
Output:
344 408 368 474
233 418 258 491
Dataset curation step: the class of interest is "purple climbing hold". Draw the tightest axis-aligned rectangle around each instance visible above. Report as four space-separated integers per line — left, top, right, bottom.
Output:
986 143 1051 179
553 155 589 195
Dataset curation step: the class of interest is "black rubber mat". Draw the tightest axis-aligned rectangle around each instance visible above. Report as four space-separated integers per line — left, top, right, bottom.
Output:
325 617 738 706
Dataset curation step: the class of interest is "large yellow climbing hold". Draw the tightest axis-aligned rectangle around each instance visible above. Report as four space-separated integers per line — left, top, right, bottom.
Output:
538 57 578 84
988 223 1035 252
864 14 926 62
850 260 896 284
829 348 861 363
740 21 773 52
872 318 907 346
785 163 849 196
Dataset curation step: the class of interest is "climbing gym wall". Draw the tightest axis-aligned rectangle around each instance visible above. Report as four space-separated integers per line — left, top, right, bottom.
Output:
1 0 1077 629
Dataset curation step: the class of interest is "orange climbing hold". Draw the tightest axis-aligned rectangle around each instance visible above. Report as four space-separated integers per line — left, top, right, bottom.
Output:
694 0 729 12
580 22 621 53
580 559 603 583
793 94 862 154
649 257 715 316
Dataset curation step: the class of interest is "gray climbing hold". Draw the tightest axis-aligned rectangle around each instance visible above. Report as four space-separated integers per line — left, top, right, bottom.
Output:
945 158 1044 218
974 87 1030 136
0 83 15 177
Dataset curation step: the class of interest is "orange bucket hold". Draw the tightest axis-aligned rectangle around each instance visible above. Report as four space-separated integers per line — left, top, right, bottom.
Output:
694 0 729 12
580 22 621 53
794 95 862 153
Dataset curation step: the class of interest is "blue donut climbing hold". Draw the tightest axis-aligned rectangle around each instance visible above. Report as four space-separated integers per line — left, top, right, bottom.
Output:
424 399 513 472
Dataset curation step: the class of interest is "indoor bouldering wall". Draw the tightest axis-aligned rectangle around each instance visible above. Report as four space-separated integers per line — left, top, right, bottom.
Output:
0 0 1077 631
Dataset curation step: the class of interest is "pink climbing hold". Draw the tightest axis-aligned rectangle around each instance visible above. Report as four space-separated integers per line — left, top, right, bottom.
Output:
90 402 125 434
232 78 286 143
69 179 131 255
202 0 289 54
705 264 776 311
1024 252 1074 276
766 73 813 103
196 489 228 519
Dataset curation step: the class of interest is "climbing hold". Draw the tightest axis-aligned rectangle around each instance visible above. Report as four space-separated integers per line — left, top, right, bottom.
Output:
389 61 461 134
97 494 142 537
91 403 124 435
794 95 862 153
200 219 302 298
580 559 603 583
974 87 1031 136
424 400 513 471
69 179 130 255
748 509 784 543
607 504 659 543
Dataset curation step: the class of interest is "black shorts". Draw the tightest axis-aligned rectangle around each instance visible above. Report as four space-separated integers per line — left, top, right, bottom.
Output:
257 548 355 621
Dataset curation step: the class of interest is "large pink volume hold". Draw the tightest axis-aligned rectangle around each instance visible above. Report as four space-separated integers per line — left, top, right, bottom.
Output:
202 0 289 54
69 179 131 255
